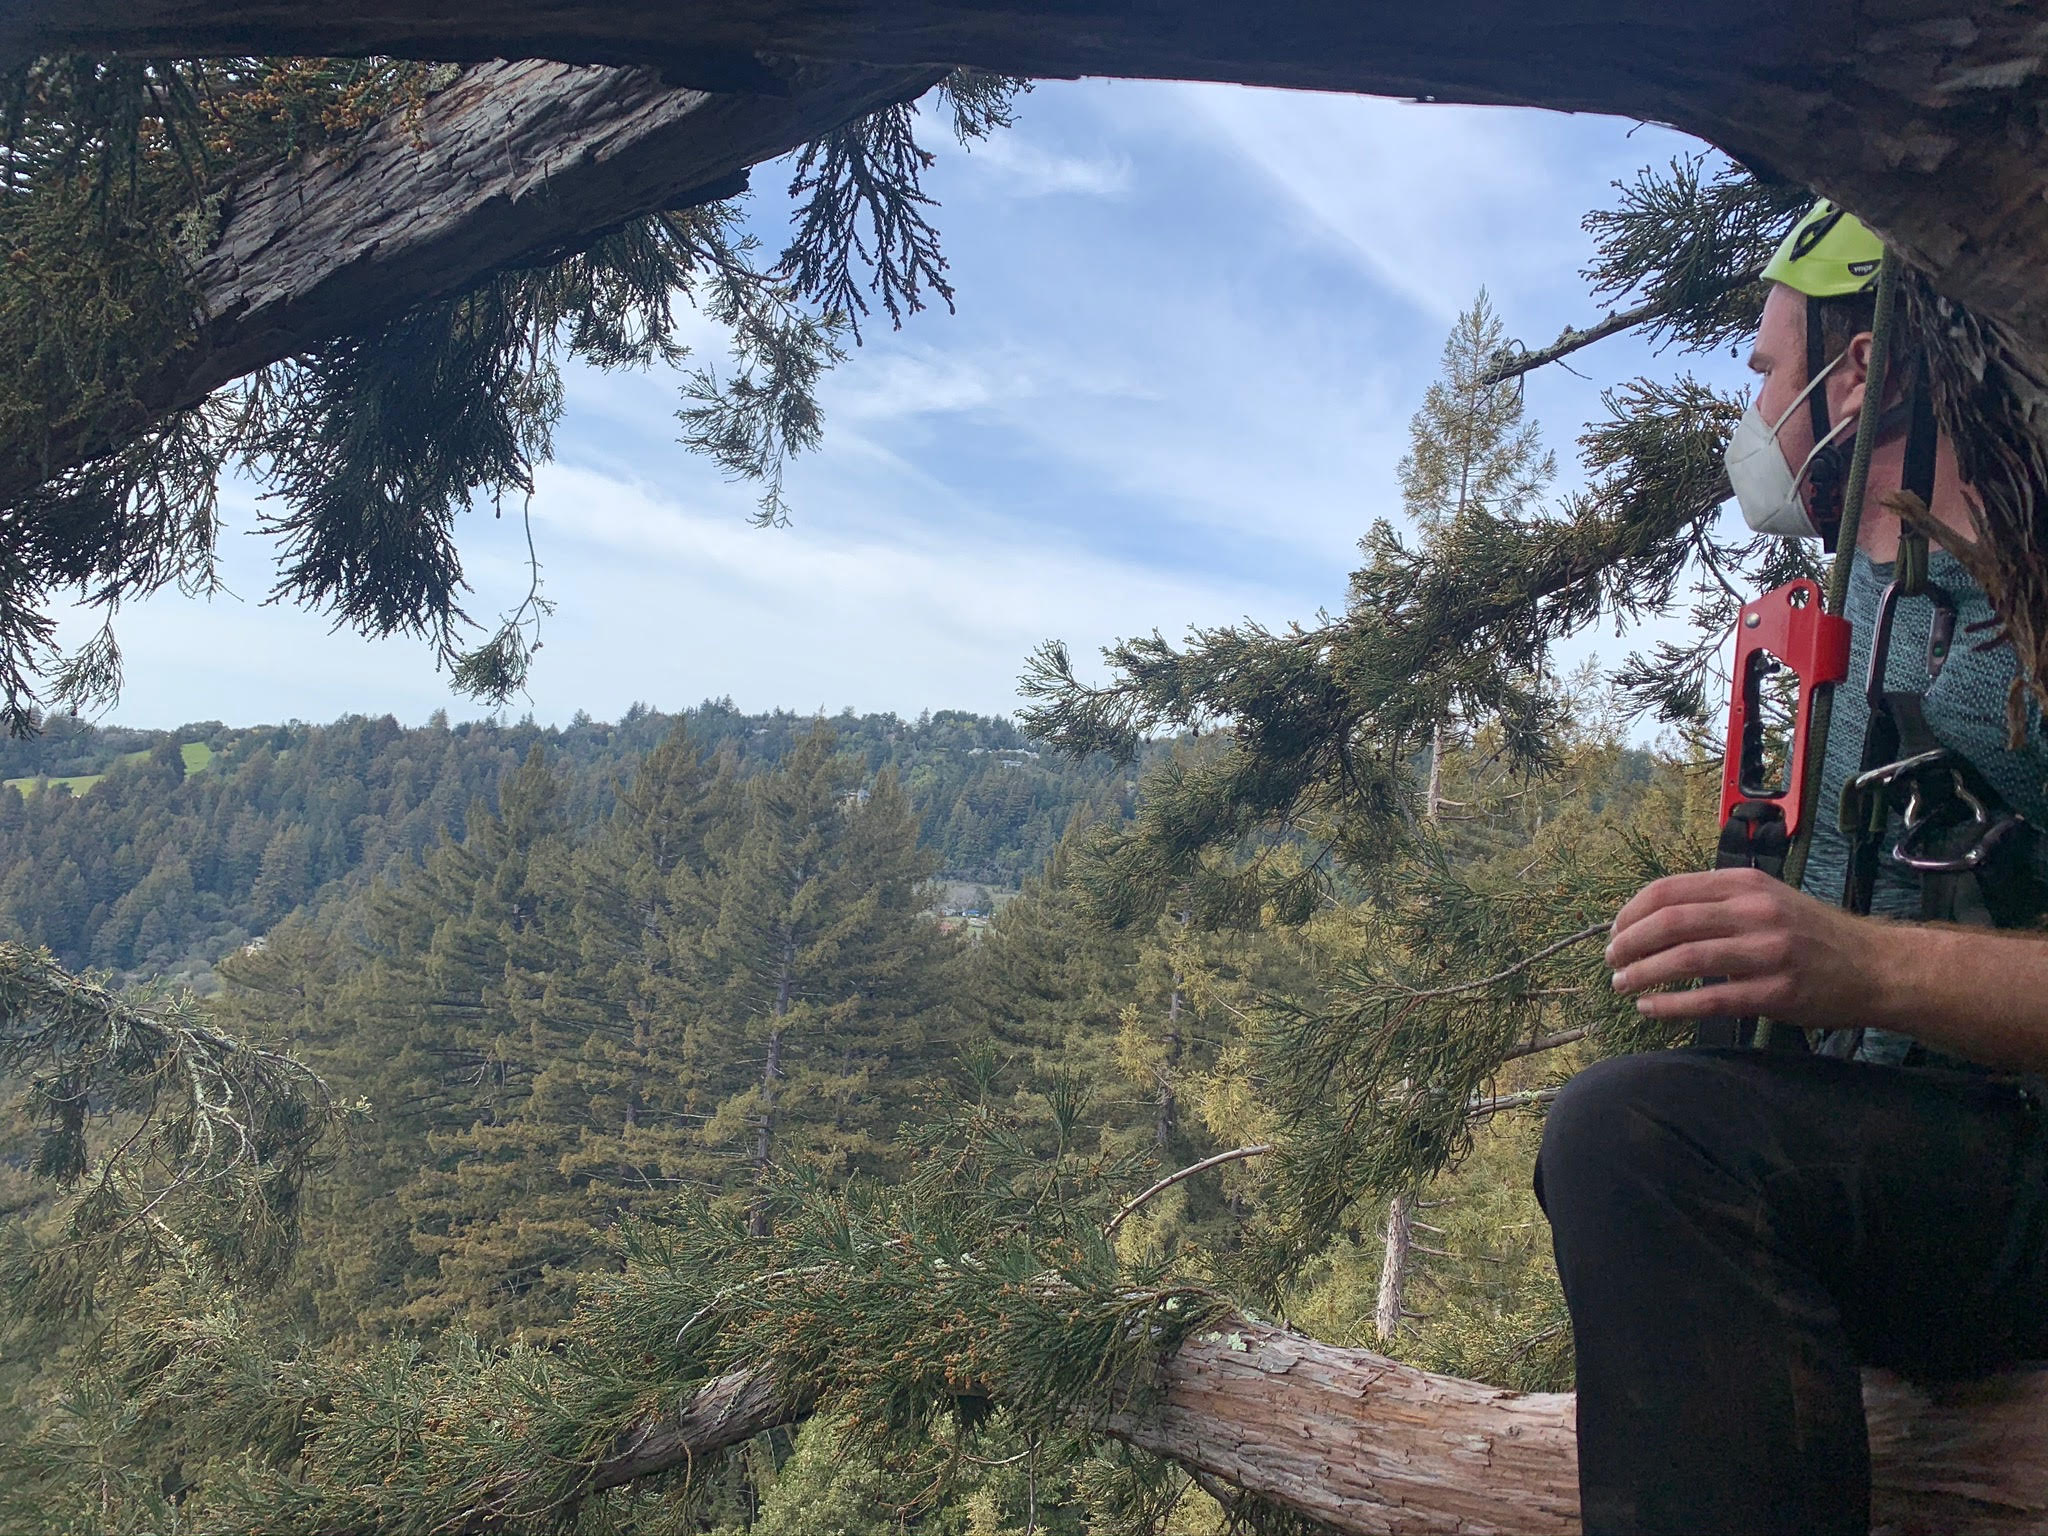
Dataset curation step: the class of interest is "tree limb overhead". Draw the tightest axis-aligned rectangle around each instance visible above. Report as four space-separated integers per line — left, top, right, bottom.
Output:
1478 297 1672 389
13 1 2048 367
4 56 940 507
192 59 939 395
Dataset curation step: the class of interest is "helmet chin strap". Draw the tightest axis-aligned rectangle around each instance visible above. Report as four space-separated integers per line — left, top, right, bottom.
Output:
1902 358 1938 509
1801 290 1930 551
1806 291 1834 528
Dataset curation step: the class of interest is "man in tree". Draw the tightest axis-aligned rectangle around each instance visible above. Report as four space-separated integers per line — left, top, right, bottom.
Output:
1537 202 2048 1534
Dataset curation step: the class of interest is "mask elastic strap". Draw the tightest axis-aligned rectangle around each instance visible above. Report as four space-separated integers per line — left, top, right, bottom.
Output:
1799 412 1857 468
1766 347 1843 440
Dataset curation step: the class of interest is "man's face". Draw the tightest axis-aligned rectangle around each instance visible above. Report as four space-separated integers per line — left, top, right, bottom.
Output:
1746 283 1826 482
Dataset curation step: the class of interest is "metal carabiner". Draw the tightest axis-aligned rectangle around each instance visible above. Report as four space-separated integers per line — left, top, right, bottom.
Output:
1890 770 2027 872
1865 580 1907 712
1863 577 1957 708
1851 748 1950 796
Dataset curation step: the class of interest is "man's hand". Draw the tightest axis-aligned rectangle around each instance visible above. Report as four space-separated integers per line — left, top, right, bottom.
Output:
1606 867 1892 1030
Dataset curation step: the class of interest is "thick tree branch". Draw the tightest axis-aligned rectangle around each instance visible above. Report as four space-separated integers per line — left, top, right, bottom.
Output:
565 1315 2048 1535
586 1365 802 1495
3 57 940 506
13 2 2048 366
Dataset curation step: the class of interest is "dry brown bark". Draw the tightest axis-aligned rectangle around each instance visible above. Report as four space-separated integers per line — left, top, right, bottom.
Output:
14 1 2048 368
188 59 937 397
577 1315 2048 1536
3 55 937 505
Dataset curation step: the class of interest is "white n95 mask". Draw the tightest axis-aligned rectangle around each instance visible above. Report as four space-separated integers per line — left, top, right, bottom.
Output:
1724 356 1853 539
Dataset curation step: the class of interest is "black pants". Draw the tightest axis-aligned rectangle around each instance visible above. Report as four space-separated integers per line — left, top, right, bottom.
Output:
1534 1047 2048 1536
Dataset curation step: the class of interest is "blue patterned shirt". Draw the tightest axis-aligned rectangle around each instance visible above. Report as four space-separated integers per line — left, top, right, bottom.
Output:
1798 548 2048 1062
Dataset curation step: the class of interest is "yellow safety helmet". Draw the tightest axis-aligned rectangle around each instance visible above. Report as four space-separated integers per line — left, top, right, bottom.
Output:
1762 200 1884 298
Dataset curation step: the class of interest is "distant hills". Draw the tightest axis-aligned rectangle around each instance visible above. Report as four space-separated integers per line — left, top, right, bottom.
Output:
0 703 1157 989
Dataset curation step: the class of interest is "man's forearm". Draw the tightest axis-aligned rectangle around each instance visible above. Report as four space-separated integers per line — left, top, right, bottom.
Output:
1608 868 2048 1072
1860 919 2048 1074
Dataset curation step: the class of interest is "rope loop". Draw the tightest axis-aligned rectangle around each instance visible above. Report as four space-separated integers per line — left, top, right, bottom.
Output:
1897 526 1931 597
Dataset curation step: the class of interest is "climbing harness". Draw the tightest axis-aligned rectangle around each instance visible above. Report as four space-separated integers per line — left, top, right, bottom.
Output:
1834 339 2037 932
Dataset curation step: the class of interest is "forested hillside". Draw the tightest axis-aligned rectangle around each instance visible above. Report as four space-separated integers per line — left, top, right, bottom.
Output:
2 700 1685 1534
0 703 1147 989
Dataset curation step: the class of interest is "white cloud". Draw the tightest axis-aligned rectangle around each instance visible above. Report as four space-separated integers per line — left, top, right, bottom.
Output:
503 460 1302 720
64 444 1306 730
1175 85 1694 326
832 347 1011 422
955 131 1134 199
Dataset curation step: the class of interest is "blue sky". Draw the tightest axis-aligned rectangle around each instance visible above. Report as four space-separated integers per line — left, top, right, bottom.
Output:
73 79 1749 731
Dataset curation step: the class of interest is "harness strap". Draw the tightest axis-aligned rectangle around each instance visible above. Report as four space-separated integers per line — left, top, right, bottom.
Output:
1841 701 1897 919
1903 368 1939 512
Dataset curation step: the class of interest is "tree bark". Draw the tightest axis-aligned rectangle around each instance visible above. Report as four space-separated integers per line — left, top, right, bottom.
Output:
15 2 2048 366
576 1313 2048 1536
1374 724 1445 1340
4 56 939 505
1373 1188 1417 1343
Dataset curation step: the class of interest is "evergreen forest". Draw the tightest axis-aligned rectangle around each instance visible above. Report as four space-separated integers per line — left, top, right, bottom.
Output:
0 703 1140 989
3 688 1692 1534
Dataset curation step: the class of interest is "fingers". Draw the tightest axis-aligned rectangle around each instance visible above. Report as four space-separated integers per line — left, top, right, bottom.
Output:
1611 933 1791 996
1631 978 1790 1021
1607 872 1880 1031
1610 867 1778 939
1605 896 1759 971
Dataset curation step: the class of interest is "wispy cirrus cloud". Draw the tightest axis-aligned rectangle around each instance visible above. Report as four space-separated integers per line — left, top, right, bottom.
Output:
956 129 1135 199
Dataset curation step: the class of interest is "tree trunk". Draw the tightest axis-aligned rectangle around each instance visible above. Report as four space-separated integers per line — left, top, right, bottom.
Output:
1374 1188 1416 1343
1376 724 1445 1340
748 931 799 1237
2 56 939 506
747 1026 782 1237
17 2 2048 367
576 1313 2048 1536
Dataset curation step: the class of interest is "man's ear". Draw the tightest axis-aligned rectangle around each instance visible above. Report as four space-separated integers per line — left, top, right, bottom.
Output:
1833 330 1876 426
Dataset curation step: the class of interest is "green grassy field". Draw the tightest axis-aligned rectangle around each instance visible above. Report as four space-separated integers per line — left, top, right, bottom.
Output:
7 740 212 798
4 772 105 796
